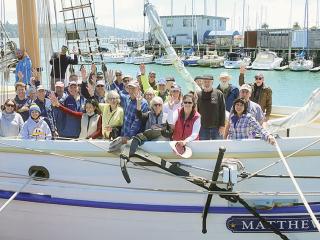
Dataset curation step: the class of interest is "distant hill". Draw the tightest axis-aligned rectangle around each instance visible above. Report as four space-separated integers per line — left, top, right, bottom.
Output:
3 22 144 39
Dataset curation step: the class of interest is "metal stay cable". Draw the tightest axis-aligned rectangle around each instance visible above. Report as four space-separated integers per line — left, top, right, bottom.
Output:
2 171 320 197
274 139 320 233
239 136 320 183
0 139 188 181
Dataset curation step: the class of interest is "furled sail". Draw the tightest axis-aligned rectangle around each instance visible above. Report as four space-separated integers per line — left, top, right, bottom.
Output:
266 88 320 133
144 2 200 94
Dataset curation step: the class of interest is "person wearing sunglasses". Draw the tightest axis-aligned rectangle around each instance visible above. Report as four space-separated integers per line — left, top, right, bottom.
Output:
0 99 24 137
239 66 272 121
170 94 201 149
128 96 171 156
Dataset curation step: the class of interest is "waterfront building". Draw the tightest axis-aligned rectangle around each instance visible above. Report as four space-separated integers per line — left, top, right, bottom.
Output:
160 15 227 45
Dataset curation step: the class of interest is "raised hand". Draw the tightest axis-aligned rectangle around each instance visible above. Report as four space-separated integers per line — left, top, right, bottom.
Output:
135 90 143 110
48 92 60 107
91 74 97 86
91 63 97 74
81 66 87 82
106 69 115 85
240 66 246 74
17 71 23 81
87 82 95 97
139 63 146 75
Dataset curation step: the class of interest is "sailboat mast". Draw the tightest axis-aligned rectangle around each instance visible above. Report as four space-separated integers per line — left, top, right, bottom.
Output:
113 0 116 38
16 0 40 69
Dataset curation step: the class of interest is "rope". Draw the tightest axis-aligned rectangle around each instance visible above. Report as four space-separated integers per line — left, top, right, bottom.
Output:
0 171 37 214
274 139 320 233
239 136 320 183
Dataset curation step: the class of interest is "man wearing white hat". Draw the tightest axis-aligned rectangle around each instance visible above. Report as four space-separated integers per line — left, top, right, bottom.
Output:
238 84 264 124
217 72 239 112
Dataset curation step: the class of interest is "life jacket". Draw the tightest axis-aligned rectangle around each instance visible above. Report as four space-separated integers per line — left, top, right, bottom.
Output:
172 109 200 141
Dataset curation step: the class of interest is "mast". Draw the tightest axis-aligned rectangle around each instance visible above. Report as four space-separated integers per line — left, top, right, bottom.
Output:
113 0 116 38
242 0 245 34
16 0 40 69
191 0 194 47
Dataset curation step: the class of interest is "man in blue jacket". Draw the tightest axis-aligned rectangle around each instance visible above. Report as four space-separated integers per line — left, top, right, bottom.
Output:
216 72 239 112
15 49 32 85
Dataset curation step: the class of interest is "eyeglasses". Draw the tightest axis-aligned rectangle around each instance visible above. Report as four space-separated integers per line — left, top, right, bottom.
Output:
153 103 162 107
116 74 122 77
123 80 130 83
5 104 14 107
96 85 104 87
149 75 156 78
183 101 193 105
255 77 263 80
108 97 118 101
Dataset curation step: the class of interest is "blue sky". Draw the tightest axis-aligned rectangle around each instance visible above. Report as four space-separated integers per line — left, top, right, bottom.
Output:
4 0 320 31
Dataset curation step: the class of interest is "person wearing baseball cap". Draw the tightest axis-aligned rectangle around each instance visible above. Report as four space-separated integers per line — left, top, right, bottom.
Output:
120 78 148 142
239 66 272 120
165 76 175 91
197 74 226 140
217 72 239 112
156 78 168 102
139 64 157 92
238 83 264 124
54 81 66 100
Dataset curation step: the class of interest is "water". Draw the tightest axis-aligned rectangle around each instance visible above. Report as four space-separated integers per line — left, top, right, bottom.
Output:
9 35 319 107
106 63 320 107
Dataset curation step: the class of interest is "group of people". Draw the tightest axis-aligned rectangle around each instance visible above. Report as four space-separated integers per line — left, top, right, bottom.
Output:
0 46 276 150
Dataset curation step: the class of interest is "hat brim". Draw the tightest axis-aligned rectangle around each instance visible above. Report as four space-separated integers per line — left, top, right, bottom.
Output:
169 141 193 158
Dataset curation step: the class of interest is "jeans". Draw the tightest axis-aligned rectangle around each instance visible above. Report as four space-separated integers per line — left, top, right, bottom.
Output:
199 127 222 140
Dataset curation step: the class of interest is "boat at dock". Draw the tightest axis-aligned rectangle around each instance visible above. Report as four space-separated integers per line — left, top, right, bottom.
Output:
289 52 314 71
252 50 283 70
223 52 251 69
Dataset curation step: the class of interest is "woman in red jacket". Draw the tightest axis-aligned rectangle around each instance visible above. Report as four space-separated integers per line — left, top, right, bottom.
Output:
171 93 201 148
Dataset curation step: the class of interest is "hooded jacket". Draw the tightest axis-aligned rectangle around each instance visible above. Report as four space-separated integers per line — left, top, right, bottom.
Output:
19 116 52 140
0 111 24 137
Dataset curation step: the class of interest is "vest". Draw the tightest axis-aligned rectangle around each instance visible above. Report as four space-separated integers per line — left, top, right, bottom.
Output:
172 109 200 141
79 113 100 139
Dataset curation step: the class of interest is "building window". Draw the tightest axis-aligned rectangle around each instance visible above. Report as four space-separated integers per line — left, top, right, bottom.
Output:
207 19 210 26
166 19 173 27
219 20 222 27
183 19 191 27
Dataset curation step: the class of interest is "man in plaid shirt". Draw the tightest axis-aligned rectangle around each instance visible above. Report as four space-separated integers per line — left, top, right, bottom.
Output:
121 80 148 139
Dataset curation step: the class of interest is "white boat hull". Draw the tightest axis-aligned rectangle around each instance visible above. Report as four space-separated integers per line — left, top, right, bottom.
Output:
289 60 314 71
1 198 319 240
224 58 251 69
133 54 154 65
0 105 320 240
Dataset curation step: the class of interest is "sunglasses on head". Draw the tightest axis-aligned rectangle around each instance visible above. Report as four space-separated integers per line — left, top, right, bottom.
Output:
183 101 193 104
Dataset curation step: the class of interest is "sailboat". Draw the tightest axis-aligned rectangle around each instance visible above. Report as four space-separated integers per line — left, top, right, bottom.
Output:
1 1 320 240
289 0 314 71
